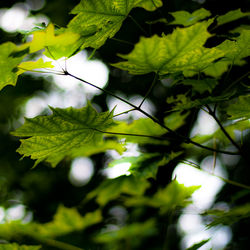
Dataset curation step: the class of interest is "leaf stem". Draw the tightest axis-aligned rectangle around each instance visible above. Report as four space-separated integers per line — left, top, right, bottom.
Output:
138 72 158 108
128 15 148 36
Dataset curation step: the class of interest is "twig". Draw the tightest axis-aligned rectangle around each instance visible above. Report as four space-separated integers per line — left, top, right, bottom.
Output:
205 104 241 152
128 15 148 36
139 72 158 108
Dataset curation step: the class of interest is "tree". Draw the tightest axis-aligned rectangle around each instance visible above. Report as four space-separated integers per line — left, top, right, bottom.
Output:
0 0 250 249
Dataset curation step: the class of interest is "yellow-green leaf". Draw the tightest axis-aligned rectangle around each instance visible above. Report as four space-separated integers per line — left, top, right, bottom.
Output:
170 8 211 26
17 58 54 75
113 22 223 76
0 42 27 90
68 0 162 49
28 23 80 59
12 103 115 167
217 9 250 26
0 244 41 250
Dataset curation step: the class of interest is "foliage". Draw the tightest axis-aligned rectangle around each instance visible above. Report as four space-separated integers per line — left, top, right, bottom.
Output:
0 0 250 249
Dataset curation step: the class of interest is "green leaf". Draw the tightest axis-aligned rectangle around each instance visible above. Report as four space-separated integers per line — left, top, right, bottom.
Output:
17 58 54 75
170 8 211 26
164 111 190 130
0 42 27 90
204 203 250 227
36 206 102 238
113 22 223 76
227 95 250 120
125 180 200 213
95 220 156 246
217 9 250 26
68 0 162 49
217 30 250 62
110 118 168 145
186 239 210 250
87 175 150 206
202 60 232 78
108 152 181 179
12 103 115 167
180 79 218 94
0 244 41 250
28 23 81 59
0 206 102 240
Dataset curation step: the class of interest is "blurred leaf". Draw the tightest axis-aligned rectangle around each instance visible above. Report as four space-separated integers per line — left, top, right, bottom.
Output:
113 22 223 76
68 0 162 49
217 9 250 26
109 118 168 145
0 42 27 90
87 175 150 206
108 152 181 179
170 8 211 26
164 111 190 130
125 180 200 213
12 103 115 167
181 79 218 93
205 203 250 227
227 95 250 120
217 30 250 62
95 219 156 249
0 244 41 250
186 239 210 250
0 206 102 239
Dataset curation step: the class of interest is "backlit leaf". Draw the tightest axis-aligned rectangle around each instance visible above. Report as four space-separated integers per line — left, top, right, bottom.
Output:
217 9 250 26
227 95 250 120
170 8 211 26
204 203 250 227
125 180 199 213
0 206 102 240
68 0 162 49
186 239 210 250
180 79 218 93
12 103 115 167
95 220 156 247
28 23 81 59
0 244 41 250
17 58 54 75
108 152 181 179
109 118 168 145
113 22 223 76
0 42 27 90
87 175 150 206
217 29 250 62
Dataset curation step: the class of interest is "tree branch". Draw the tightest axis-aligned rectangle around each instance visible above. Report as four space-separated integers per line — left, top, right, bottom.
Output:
65 71 240 156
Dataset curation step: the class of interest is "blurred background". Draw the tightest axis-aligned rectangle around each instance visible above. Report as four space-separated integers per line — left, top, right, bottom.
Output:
0 0 249 249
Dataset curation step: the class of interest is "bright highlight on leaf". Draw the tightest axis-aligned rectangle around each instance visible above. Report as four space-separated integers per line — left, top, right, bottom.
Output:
67 0 162 49
13 103 115 167
113 22 224 76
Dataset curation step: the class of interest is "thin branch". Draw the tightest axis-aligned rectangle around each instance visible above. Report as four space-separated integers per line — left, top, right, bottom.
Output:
181 160 250 190
65 71 240 156
206 104 241 152
113 108 136 117
110 37 134 46
93 128 170 141
128 15 148 36
139 72 158 108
